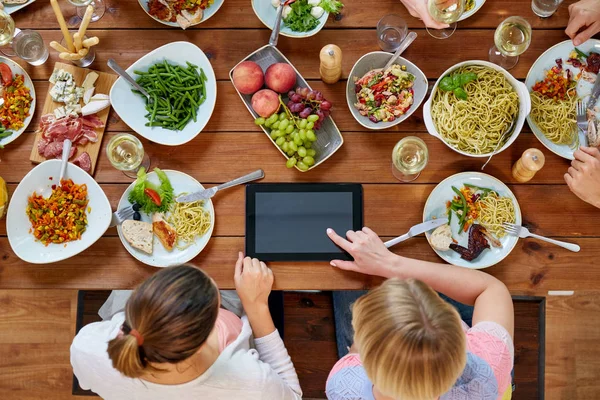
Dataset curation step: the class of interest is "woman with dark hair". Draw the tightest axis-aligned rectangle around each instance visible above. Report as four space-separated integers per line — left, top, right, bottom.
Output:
70 254 302 399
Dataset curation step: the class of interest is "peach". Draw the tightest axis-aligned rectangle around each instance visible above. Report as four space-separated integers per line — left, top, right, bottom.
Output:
233 61 264 95
251 89 280 118
265 63 296 94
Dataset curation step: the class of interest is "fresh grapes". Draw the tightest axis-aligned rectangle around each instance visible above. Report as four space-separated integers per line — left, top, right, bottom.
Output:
285 87 333 130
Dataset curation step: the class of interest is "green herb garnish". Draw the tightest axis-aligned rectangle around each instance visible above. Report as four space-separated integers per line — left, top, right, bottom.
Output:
439 72 478 100
284 0 319 32
319 0 344 13
127 167 174 214
574 47 588 60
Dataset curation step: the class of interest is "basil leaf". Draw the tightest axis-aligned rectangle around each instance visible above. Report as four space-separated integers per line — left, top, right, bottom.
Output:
452 74 462 88
439 76 456 91
454 87 468 100
458 72 478 87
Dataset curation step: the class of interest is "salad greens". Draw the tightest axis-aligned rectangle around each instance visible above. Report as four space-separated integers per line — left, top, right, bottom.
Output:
285 0 320 32
128 167 174 214
439 72 478 100
319 0 343 13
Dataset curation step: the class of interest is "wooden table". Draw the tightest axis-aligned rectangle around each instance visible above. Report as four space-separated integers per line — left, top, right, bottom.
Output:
1 0 598 295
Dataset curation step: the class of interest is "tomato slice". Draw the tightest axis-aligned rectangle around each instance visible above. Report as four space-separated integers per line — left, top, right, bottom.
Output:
144 188 161 206
0 63 13 86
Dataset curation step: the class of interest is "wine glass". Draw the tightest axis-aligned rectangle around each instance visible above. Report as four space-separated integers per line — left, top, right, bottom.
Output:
106 134 151 179
489 16 532 70
392 136 429 182
0 10 16 57
426 0 465 39
67 0 106 27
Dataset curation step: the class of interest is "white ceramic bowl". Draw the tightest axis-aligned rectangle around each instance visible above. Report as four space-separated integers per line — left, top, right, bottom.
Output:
251 0 328 38
346 52 427 130
423 60 531 158
109 42 217 146
6 160 112 264
137 0 224 28
0 56 36 147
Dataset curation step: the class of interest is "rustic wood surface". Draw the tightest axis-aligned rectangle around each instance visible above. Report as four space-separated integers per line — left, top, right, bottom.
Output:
29 63 117 174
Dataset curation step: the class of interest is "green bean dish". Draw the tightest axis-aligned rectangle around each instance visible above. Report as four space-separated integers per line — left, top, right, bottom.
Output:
133 60 208 131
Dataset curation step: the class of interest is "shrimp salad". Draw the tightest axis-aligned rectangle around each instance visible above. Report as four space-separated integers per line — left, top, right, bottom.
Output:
353 64 415 123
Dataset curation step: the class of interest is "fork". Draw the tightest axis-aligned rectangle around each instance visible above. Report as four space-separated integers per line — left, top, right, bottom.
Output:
109 206 135 228
502 222 580 252
576 99 589 147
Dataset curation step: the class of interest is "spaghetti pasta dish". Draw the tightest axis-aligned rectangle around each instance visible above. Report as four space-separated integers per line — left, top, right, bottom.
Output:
431 66 519 155
477 191 516 238
167 198 212 250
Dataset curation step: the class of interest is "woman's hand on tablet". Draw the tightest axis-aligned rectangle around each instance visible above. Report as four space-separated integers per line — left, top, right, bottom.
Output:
326 227 398 278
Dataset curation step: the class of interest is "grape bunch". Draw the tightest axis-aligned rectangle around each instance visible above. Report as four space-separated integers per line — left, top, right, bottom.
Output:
286 87 332 130
255 111 319 171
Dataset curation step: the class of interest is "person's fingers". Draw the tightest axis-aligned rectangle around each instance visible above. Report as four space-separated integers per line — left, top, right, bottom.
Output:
564 172 574 188
354 231 368 241
330 259 359 271
362 226 378 239
243 256 254 273
574 148 595 163
346 230 360 243
573 22 600 46
568 166 581 177
234 252 244 279
327 228 353 252
565 14 586 39
251 258 262 272
580 146 600 158
572 159 586 172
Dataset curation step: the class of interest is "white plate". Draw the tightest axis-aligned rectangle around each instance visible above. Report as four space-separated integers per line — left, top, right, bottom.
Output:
525 39 600 160
0 56 36 147
423 172 522 269
252 0 328 38
137 0 224 27
458 0 486 22
6 159 112 264
116 170 215 268
4 0 36 15
109 42 217 146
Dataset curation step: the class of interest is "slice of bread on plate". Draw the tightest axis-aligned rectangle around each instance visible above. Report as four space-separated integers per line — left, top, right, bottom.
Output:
122 220 153 254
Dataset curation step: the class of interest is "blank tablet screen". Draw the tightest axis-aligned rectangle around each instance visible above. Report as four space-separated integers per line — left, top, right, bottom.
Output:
246 184 363 261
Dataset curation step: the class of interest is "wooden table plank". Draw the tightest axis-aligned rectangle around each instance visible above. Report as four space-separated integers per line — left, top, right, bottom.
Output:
1 183 594 237
0 236 597 292
0 131 574 185
12 0 576 30
9 30 590 82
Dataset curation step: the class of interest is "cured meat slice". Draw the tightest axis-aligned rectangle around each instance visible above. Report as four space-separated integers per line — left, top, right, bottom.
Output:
43 141 65 159
81 127 98 143
53 146 77 160
37 137 49 155
82 114 104 129
72 152 92 173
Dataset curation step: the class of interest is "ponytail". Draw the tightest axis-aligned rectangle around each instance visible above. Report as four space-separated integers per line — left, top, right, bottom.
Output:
107 330 146 378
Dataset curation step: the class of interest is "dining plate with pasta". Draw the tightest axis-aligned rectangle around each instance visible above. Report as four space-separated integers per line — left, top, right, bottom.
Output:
423 172 521 269
525 38 600 160
116 170 215 268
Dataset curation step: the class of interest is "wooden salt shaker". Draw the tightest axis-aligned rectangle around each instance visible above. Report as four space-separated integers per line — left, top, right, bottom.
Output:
319 44 342 84
512 148 545 182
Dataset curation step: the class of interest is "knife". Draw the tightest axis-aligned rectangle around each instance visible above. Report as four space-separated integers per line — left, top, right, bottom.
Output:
384 218 449 248
586 75 600 112
176 169 265 203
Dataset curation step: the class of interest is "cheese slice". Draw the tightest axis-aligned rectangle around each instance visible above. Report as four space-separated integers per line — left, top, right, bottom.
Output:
82 71 99 92
122 220 153 254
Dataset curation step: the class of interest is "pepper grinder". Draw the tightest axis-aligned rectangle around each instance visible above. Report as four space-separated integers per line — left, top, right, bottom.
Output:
319 44 342 84
512 148 545 182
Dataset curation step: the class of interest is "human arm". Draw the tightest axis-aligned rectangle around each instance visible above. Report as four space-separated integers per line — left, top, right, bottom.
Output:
326 227 514 337
565 0 600 46
399 0 450 29
565 146 600 209
234 253 302 399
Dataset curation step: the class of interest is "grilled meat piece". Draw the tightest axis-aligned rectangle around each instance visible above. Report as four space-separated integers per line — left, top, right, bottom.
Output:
449 224 490 261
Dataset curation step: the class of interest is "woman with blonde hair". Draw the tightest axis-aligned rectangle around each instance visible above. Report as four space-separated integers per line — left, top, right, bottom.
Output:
325 227 514 400
70 254 302 400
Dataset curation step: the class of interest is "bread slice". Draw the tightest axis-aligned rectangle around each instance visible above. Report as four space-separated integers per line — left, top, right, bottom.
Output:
430 224 453 251
122 220 153 254
152 213 177 251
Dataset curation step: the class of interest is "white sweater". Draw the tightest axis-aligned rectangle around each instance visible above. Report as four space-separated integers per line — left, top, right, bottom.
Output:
70 312 303 400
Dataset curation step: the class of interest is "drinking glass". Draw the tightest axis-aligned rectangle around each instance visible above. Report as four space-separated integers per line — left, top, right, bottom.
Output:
531 0 563 17
106 134 151 179
392 136 429 182
426 0 465 39
0 10 16 57
489 16 532 70
377 15 408 52
67 0 106 27
11 30 49 66
61 33 96 68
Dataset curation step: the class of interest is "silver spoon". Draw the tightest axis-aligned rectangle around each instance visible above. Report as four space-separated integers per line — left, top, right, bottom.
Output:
59 139 72 186
380 31 418 72
107 58 155 104
270 0 296 47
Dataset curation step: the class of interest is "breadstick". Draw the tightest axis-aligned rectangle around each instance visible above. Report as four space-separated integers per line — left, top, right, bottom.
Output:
78 48 89 57
50 41 71 54
82 37 100 48
59 52 84 61
77 5 94 40
73 33 82 52
50 0 75 53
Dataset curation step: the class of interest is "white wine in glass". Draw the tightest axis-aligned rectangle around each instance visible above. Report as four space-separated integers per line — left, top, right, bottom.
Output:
106 134 151 179
67 0 106 26
489 16 532 70
0 11 15 46
392 137 429 182
427 0 465 39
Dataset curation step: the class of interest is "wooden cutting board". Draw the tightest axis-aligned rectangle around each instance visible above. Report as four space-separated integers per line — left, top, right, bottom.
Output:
29 62 117 175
